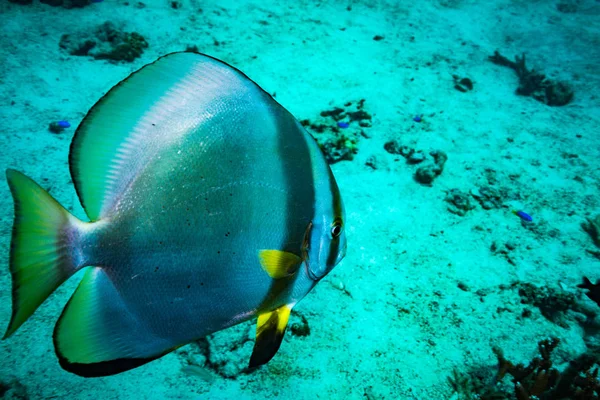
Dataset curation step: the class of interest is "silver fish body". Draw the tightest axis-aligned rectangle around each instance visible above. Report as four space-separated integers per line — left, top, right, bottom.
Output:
3 52 346 376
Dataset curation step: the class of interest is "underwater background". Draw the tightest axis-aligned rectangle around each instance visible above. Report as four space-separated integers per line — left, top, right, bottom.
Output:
1 0 600 398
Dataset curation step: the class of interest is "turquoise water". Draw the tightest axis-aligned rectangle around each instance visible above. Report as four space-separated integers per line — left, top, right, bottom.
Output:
1 0 600 399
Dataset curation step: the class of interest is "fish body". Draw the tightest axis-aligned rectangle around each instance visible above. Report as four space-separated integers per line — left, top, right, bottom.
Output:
514 210 533 222
3 52 346 377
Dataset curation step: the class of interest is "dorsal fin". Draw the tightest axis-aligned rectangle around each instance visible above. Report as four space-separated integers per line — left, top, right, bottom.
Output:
69 51 267 220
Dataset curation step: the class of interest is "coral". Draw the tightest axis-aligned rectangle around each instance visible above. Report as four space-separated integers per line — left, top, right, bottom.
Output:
290 312 310 337
365 155 380 169
447 368 506 400
569 366 600 399
431 150 448 169
320 107 345 120
489 51 574 106
557 1 579 13
582 214 600 247
201 321 254 378
40 0 91 7
514 281 598 326
451 339 600 400
414 150 447 185
490 240 517 266
407 151 426 164
445 189 475 216
384 140 417 160
318 134 359 163
0 377 28 400
399 145 415 157
415 164 439 184
578 277 600 307
302 99 371 164
177 311 310 378
453 75 474 92
59 22 148 62
384 140 402 155
493 338 561 400
96 31 148 62
516 282 577 326
471 186 504 209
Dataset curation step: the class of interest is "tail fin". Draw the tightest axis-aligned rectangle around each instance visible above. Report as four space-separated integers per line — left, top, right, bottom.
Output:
3 169 87 339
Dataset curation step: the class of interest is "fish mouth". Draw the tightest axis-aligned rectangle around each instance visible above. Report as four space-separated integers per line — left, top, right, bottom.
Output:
305 260 321 281
306 258 330 281
305 243 347 282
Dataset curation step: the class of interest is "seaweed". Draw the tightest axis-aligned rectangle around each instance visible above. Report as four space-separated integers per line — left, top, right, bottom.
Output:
488 51 574 106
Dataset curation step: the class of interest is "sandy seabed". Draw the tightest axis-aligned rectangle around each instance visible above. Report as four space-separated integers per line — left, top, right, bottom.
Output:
1 0 600 399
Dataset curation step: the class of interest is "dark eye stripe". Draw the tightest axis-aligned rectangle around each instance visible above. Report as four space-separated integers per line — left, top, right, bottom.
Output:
327 167 343 221
326 233 340 267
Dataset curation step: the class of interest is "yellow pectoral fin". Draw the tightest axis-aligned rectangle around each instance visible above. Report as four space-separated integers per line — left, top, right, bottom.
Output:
249 304 293 368
258 250 302 279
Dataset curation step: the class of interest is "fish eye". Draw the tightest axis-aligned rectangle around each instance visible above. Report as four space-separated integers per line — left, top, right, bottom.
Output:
331 222 343 238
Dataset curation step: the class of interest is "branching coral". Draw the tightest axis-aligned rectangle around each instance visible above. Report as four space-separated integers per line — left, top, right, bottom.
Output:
493 338 560 400
450 338 600 400
488 51 574 106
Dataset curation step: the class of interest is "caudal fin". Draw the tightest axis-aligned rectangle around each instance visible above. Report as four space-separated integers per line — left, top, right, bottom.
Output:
3 169 87 339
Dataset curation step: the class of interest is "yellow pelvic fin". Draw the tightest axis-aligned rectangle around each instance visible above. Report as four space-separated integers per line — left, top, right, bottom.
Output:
258 250 302 279
249 304 293 368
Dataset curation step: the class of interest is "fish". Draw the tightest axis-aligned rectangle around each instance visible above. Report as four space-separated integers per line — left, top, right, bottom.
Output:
513 210 533 222
3 52 347 377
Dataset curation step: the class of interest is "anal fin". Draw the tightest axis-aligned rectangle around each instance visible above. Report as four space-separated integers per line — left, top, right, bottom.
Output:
249 304 293 368
54 268 175 377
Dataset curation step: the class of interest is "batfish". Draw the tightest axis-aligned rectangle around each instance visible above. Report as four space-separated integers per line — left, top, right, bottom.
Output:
3 52 346 377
